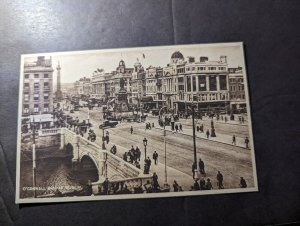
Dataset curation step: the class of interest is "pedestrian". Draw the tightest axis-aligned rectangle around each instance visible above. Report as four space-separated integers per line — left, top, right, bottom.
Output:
199 178 206 190
152 122 154 128
232 135 236 145
198 158 206 176
179 123 183 132
206 178 213 190
175 124 179 132
102 177 109 195
206 129 210 139
200 124 204 133
217 171 224 189
123 152 127 162
245 137 249 149
239 177 247 188
143 180 153 193
147 156 152 167
130 126 133 134
152 172 160 192
153 151 158 165
106 133 110 144
136 146 141 161
134 160 141 169
196 125 200 133
173 180 179 192
193 180 200 191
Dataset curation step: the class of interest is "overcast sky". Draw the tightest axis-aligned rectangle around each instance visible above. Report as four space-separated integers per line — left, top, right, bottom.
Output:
23 43 245 85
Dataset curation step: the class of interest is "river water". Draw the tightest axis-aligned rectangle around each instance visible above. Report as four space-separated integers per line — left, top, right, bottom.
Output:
20 156 98 199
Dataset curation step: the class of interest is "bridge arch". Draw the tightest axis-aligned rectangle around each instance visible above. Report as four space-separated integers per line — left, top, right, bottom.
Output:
65 143 74 155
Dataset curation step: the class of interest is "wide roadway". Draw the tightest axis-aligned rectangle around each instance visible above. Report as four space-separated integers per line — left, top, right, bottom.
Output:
68 106 255 190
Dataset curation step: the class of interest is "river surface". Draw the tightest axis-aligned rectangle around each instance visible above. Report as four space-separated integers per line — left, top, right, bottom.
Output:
20 156 98 198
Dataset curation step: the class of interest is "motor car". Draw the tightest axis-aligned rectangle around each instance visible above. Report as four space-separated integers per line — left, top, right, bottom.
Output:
99 120 118 129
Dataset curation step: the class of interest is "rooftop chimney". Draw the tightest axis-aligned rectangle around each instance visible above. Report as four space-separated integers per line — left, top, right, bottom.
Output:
200 56 208 62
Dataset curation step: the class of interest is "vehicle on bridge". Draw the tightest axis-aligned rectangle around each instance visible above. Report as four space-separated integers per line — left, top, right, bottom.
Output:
99 120 118 129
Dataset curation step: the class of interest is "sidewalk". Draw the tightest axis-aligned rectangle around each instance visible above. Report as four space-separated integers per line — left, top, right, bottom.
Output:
103 141 194 191
179 116 248 127
155 126 250 149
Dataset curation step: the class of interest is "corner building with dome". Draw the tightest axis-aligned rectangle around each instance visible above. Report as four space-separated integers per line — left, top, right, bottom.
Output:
90 50 239 114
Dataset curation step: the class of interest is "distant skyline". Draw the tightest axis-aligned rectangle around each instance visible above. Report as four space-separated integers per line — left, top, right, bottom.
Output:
23 43 245 86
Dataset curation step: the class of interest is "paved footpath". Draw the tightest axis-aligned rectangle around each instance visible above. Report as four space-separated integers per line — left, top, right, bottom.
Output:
155 126 250 149
102 141 194 192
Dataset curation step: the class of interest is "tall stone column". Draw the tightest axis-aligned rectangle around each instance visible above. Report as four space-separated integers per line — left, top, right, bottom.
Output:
216 75 220 91
206 75 210 91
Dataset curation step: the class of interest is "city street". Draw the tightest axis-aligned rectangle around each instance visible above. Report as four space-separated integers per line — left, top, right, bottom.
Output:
66 105 255 191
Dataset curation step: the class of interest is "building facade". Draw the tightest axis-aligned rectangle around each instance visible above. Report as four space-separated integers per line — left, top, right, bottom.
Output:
22 56 54 115
228 67 246 112
89 51 235 114
74 77 92 97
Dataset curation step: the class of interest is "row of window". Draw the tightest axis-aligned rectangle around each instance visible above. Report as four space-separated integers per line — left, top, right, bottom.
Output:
179 93 228 102
23 104 49 113
229 85 244 91
186 75 227 92
229 78 244 83
185 66 227 73
230 94 245 99
24 93 49 101
24 74 49 79
24 82 49 89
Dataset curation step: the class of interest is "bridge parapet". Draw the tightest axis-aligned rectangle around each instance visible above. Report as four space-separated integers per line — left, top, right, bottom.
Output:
39 128 61 136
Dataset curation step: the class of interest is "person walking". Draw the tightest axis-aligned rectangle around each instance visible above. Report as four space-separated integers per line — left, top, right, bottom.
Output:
173 180 179 192
217 171 224 189
245 137 249 149
193 180 200 191
206 178 213 190
153 151 158 165
179 123 183 132
175 124 179 132
232 135 236 145
239 177 247 188
198 158 206 176
206 129 210 139
199 178 206 190
136 146 141 161
130 126 133 134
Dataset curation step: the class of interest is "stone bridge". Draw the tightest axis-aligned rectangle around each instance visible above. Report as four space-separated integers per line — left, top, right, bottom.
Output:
39 128 152 194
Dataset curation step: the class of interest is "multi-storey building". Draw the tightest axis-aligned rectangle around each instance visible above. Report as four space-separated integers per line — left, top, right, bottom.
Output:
91 69 112 101
161 51 229 114
110 60 133 100
145 66 163 109
22 56 54 116
89 51 233 114
228 67 246 112
131 59 145 106
74 77 92 97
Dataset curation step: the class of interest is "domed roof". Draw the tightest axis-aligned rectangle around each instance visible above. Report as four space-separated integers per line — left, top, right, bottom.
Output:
171 51 184 59
119 59 125 66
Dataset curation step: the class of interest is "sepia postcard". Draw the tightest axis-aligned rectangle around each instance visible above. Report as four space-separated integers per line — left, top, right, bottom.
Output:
16 42 258 203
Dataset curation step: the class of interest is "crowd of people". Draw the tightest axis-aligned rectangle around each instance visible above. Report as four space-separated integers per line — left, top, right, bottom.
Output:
190 158 248 191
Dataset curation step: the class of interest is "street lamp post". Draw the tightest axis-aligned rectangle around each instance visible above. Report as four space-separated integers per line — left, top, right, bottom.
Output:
159 106 169 189
31 116 37 198
102 124 106 150
143 137 147 161
191 106 199 181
